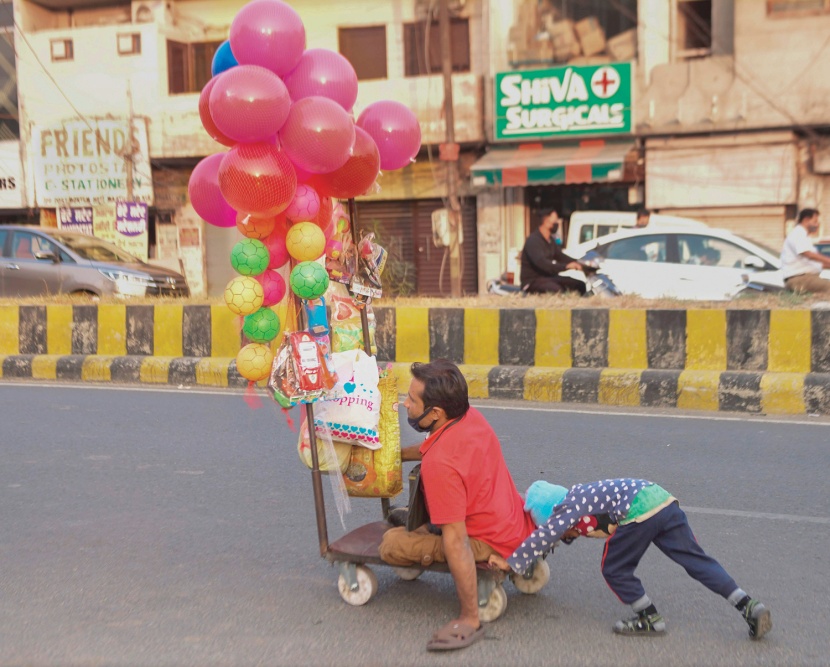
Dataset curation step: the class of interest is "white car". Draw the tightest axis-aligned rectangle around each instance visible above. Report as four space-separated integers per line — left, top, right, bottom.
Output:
565 227 823 301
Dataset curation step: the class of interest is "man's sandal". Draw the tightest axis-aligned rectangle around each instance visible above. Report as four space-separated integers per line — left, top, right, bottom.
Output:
426 621 485 651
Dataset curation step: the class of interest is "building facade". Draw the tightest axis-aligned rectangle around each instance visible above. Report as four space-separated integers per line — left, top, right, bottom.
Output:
3 0 829 295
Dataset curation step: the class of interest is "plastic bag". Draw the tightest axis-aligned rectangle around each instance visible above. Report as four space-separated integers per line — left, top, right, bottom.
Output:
312 349 381 449
343 370 402 498
329 283 376 354
267 331 338 408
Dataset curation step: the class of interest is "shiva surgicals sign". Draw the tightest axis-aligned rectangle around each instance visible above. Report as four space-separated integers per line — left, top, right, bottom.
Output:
31 117 154 207
495 63 631 141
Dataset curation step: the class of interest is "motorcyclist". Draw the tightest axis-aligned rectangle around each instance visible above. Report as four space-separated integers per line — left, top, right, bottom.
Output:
520 210 590 295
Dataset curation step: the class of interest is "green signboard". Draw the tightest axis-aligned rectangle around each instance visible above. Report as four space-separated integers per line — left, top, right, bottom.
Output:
494 62 632 141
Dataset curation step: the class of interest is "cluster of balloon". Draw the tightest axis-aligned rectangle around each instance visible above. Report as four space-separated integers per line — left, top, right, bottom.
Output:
187 0 422 384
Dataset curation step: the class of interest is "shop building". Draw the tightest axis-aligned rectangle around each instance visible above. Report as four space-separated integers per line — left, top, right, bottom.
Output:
10 0 488 296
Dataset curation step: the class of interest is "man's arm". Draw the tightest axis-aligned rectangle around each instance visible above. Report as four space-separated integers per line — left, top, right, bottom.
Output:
441 521 480 628
400 444 422 462
800 249 830 269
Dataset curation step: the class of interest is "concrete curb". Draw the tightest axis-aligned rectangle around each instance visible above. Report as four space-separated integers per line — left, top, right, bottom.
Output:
3 354 829 416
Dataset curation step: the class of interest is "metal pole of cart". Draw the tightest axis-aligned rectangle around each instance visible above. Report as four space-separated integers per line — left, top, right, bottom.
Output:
306 197 392 558
347 198 391 520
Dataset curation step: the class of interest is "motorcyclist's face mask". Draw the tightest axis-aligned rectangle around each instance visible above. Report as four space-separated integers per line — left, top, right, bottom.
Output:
407 406 437 433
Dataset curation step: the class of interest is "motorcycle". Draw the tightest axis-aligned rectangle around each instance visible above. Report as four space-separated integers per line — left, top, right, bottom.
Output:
486 251 621 298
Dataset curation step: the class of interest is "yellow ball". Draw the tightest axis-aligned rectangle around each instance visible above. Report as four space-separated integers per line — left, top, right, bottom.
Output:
224 276 264 316
236 343 274 382
285 221 326 262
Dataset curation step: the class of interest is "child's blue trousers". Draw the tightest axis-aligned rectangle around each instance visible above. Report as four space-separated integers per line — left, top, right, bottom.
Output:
601 501 739 605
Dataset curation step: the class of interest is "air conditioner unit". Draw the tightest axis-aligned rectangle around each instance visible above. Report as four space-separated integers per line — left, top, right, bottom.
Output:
132 1 169 25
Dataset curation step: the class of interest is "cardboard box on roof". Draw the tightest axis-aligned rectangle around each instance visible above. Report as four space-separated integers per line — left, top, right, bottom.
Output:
545 18 581 62
575 16 606 57
568 55 612 66
607 28 637 61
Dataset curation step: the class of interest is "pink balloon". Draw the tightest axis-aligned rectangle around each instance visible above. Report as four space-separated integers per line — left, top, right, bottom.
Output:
209 65 291 144
229 0 306 76
263 226 290 269
199 77 236 147
309 126 380 199
280 97 355 174
285 184 321 223
257 269 287 306
218 142 297 216
188 153 236 227
357 100 422 171
283 48 358 111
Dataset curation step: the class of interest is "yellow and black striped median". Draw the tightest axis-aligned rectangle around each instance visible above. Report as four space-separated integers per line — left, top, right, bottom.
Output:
1 303 829 415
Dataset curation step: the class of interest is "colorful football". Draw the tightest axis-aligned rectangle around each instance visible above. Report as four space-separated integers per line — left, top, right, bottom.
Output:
242 307 281 343
236 342 274 382
230 238 270 276
224 276 264 315
289 261 330 300
285 221 326 262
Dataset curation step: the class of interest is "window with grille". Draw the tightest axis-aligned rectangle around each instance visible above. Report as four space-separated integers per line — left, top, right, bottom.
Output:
403 18 470 77
339 26 388 80
167 40 222 94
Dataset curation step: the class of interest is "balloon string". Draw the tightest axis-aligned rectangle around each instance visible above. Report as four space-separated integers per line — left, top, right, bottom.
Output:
243 381 264 410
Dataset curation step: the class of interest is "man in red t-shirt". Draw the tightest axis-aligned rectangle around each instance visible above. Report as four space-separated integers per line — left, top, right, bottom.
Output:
378 359 536 651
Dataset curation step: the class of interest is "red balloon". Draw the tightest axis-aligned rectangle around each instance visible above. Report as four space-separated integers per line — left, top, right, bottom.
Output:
357 100 422 170
309 127 380 199
283 48 358 111
257 269 287 306
209 65 291 144
218 142 297 216
312 195 334 231
188 153 236 227
262 225 290 269
199 77 236 147
280 96 355 174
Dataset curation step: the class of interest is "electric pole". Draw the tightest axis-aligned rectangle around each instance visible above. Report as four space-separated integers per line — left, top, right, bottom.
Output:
438 0 462 297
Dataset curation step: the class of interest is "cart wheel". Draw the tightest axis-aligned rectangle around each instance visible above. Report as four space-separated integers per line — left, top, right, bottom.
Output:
510 559 550 594
392 567 423 581
337 565 378 606
478 584 508 623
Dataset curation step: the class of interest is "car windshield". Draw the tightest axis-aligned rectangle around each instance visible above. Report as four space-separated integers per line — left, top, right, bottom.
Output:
52 234 142 263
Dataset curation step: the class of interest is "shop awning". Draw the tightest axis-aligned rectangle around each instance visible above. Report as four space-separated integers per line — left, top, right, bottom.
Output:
470 139 634 187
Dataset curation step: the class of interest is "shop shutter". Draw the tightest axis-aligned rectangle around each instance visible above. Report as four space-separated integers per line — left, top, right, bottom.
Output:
355 198 478 296
663 206 786 250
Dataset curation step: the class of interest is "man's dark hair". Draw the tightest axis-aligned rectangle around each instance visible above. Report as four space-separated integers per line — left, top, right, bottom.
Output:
636 208 650 219
410 359 470 419
798 208 820 223
537 208 557 227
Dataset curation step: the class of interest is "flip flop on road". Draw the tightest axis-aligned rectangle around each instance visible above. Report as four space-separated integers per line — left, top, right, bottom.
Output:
426 621 485 651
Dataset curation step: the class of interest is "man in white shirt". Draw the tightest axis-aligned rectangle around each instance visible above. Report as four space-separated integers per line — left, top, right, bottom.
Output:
780 208 830 294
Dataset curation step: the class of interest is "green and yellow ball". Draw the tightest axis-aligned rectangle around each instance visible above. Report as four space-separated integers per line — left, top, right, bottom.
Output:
289 261 329 300
242 307 281 343
231 238 270 276
224 275 264 315
236 342 274 382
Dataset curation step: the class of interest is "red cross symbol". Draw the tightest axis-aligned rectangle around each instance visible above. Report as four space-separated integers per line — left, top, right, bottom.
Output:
591 67 620 99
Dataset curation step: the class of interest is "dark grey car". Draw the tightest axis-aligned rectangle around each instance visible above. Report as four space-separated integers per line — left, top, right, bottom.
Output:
0 225 189 298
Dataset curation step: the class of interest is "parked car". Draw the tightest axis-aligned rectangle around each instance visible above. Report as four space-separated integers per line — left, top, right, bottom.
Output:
0 225 189 298
563 227 823 301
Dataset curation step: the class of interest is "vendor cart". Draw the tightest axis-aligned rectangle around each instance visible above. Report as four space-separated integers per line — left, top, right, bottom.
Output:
298 200 550 621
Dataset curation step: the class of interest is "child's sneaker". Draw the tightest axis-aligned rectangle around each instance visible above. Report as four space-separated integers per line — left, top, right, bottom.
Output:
742 600 772 640
613 612 666 636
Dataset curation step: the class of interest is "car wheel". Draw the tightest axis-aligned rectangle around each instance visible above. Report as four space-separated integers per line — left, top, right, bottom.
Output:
70 290 100 302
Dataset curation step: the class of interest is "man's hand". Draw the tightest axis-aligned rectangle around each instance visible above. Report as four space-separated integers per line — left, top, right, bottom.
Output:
565 261 584 271
487 553 511 571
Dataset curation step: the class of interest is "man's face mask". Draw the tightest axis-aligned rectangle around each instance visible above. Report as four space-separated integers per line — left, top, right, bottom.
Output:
407 406 437 433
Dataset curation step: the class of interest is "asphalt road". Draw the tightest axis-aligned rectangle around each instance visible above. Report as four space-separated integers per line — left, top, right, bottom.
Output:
1 382 829 667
